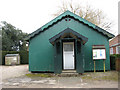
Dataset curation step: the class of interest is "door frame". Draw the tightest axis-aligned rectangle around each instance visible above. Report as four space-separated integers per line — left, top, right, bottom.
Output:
62 41 76 70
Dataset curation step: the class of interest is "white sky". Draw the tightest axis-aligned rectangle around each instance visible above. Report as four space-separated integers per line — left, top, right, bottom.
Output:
0 0 119 35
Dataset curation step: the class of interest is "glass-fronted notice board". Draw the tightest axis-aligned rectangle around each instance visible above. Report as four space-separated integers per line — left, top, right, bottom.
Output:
93 49 106 60
92 45 106 60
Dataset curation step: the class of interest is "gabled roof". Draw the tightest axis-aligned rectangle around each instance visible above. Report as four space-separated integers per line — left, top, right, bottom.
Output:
49 28 88 45
25 10 115 41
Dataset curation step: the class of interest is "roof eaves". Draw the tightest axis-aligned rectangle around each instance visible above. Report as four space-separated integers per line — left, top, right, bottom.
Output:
25 10 115 41
25 11 69 41
95 26 115 39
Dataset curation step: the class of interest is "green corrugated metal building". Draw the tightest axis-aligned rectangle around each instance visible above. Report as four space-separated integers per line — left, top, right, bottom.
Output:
26 10 114 74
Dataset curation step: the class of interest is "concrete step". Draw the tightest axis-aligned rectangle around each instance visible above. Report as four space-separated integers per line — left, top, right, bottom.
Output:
61 70 79 76
61 73 79 77
62 70 76 73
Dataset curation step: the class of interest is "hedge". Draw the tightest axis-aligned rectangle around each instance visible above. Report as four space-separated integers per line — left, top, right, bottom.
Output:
112 54 120 59
110 54 120 70
110 55 116 70
0 51 29 65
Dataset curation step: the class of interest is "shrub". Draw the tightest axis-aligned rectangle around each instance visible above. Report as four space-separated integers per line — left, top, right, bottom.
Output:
110 54 120 70
19 51 29 64
110 55 116 70
113 54 120 59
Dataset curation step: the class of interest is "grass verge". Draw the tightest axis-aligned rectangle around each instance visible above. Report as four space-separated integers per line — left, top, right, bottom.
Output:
26 73 53 77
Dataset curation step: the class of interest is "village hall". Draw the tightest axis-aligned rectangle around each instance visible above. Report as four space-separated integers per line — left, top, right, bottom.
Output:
26 10 114 74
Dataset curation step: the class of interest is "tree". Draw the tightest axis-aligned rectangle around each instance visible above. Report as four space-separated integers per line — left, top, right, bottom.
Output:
53 1 113 31
1 21 28 51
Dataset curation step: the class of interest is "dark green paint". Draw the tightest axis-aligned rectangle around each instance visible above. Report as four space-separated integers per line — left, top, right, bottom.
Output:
54 41 62 74
25 11 114 41
49 28 88 45
29 15 112 73
76 40 84 73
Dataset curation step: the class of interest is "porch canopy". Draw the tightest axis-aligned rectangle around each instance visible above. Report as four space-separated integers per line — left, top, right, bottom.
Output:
49 28 88 73
49 28 88 45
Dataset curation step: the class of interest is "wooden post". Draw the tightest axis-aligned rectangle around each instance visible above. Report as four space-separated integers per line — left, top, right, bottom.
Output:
94 60 96 73
103 60 105 72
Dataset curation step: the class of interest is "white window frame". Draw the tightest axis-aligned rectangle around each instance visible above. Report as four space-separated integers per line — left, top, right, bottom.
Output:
116 46 120 54
110 47 113 54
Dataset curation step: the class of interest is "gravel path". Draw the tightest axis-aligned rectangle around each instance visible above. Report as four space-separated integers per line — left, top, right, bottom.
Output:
1 65 118 88
2 65 29 80
2 76 118 88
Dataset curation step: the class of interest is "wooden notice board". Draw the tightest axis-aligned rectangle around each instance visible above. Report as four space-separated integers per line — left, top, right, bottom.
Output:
92 45 106 72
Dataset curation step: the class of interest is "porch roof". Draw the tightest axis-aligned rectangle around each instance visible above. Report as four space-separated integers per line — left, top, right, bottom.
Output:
49 28 88 45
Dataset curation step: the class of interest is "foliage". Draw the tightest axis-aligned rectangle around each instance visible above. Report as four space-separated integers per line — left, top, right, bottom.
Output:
1 51 29 65
1 21 28 51
113 54 120 59
111 54 120 59
53 1 113 31
110 55 116 70
110 54 120 70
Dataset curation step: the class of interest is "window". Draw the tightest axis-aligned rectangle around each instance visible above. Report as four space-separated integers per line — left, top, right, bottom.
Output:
116 46 120 54
110 48 113 54
64 44 73 51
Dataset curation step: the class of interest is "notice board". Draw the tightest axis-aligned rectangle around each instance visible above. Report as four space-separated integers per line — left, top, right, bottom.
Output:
92 45 106 60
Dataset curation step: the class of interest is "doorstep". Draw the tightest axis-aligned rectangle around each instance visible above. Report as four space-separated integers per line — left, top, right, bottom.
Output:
61 70 78 76
62 70 76 73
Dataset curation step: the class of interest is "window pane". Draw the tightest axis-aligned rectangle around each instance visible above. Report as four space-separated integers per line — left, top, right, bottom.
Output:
118 46 120 54
110 48 113 54
64 44 73 51
116 46 119 54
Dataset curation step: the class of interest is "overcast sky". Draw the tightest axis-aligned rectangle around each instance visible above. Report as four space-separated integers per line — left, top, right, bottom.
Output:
0 0 119 35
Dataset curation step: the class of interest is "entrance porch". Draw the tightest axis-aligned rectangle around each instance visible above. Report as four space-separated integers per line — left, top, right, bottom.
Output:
49 28 88 74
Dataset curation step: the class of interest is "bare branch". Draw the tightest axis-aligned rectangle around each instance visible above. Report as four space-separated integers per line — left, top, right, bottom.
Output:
52 1 113 31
